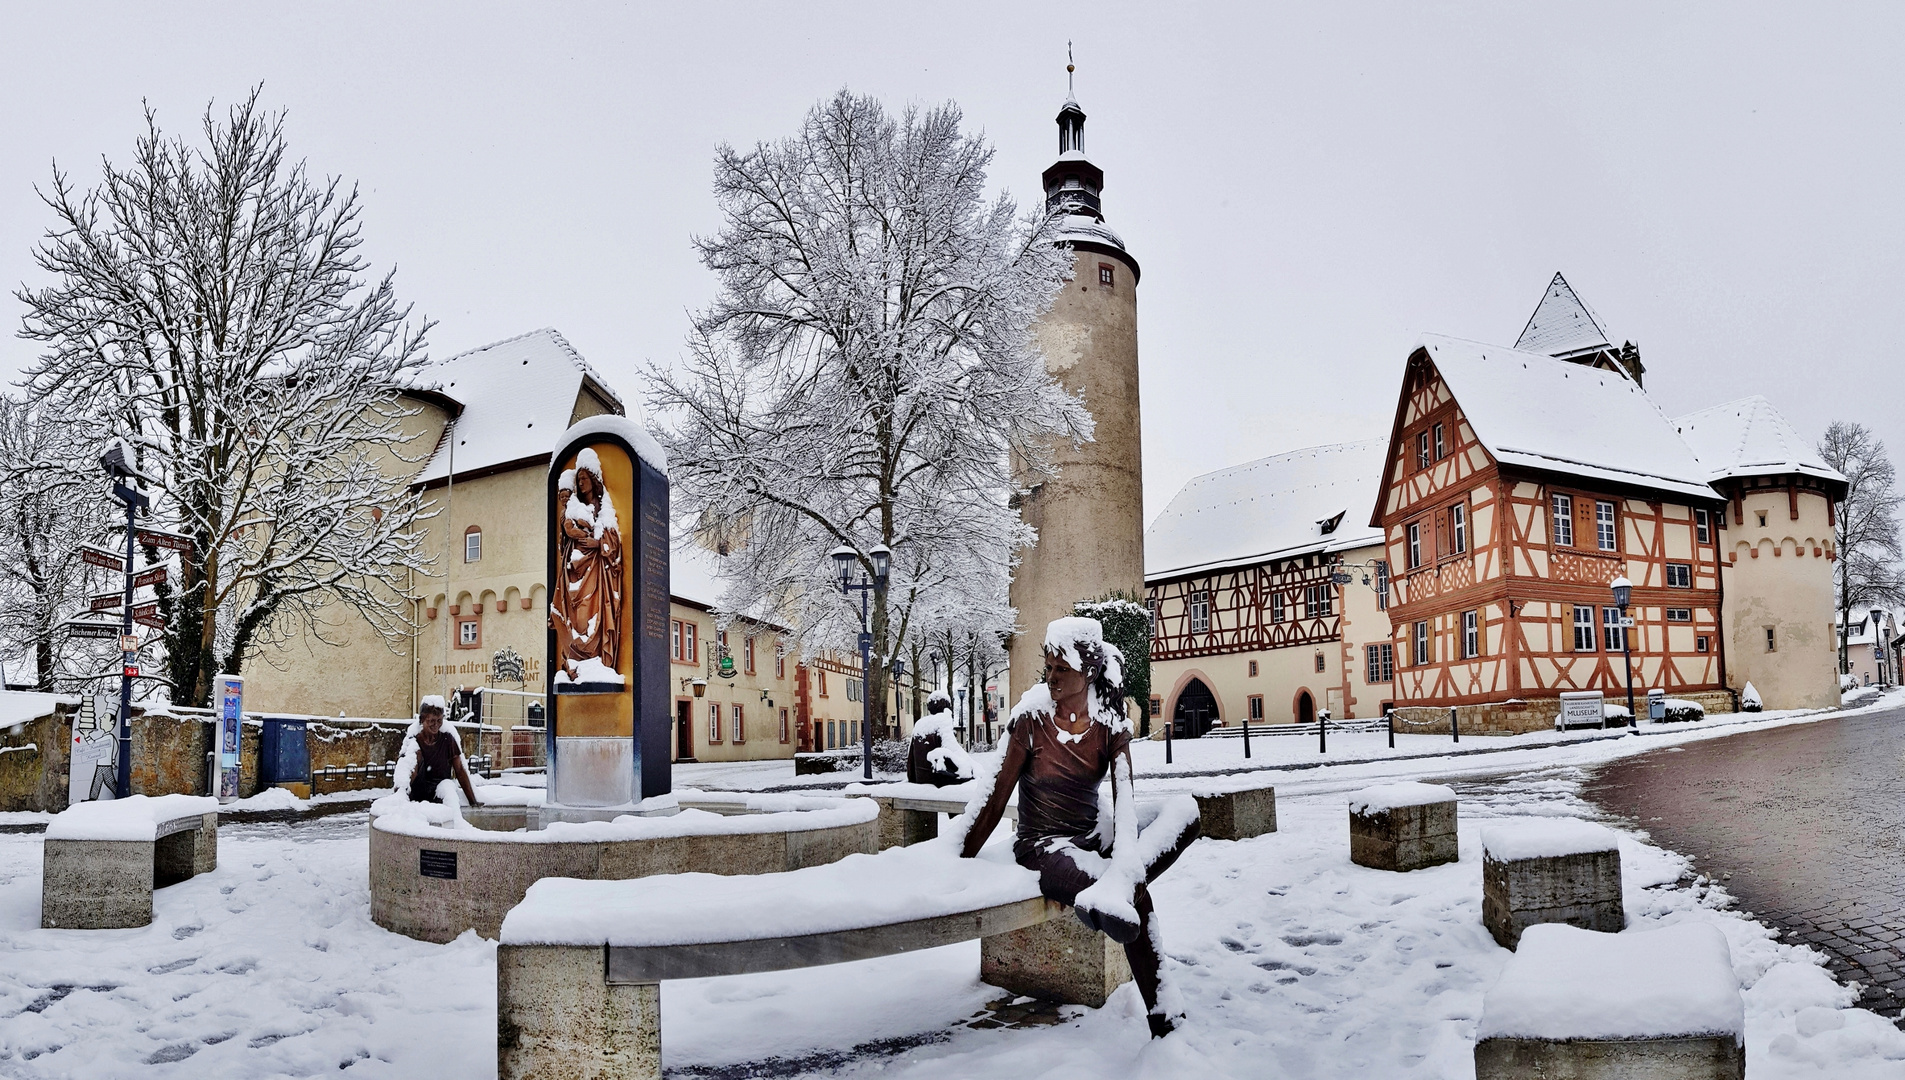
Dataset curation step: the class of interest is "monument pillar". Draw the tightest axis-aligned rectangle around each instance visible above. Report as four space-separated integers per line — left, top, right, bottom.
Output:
1008 88 1145 709
541 417 671 825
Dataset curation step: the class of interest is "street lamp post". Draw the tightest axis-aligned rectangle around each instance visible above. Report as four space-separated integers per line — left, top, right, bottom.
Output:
101 441 149 799
829 544 891 780
1611 576 1636 734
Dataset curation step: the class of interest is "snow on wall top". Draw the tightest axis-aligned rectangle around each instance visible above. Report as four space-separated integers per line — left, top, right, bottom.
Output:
499 838 1040 947
1146 439 1387 580
0 690 72 727
413 328 626 485
558 414 667 475
1478 922 1743 1042
1480 818 1619 861
46 794 218 841
1513 272 1613 358
1671 395 1845 486
1419 335 1720 504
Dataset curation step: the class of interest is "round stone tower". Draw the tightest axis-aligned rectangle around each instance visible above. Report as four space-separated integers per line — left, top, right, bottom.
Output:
1007 89 1145 709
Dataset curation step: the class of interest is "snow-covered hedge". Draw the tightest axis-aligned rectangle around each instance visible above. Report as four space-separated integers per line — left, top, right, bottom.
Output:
1740 681 1763 712
1658 698 1705 723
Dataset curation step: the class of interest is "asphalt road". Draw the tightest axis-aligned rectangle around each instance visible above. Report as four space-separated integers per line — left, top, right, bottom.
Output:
1582 704 1905 1019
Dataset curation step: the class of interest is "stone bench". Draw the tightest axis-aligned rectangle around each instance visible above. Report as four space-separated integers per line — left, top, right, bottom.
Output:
41 794 219 929
1349 782 1458 872
1475 922 1744 1079
844 781 1000 850
497 841 1126 1080
1481 819 1624 949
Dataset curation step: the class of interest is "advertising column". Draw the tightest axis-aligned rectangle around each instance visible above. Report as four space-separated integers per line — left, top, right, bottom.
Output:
213 674 243 801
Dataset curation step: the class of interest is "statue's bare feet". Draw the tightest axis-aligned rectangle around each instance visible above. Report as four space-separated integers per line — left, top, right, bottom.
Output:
1147 1012 1177 1039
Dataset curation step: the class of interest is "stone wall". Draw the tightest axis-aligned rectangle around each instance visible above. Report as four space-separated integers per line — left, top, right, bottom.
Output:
1446 689 1737 736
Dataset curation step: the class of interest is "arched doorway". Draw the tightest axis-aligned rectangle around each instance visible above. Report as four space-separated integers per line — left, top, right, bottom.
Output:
1295 690 1315 726
1173 679 1218 738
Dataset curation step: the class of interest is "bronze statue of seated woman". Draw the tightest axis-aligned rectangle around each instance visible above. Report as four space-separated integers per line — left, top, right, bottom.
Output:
960 616 1200 1038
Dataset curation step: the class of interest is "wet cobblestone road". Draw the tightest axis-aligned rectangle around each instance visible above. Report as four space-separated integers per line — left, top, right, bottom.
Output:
1582 705 1905 1020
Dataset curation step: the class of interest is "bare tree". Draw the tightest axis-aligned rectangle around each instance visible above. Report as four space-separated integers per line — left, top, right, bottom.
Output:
645 90 1090 732
0 397 117 689
16 89 435 706
1819 420 1905 674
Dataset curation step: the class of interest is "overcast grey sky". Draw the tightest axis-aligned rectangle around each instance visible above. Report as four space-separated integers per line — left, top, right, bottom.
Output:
3 3 1901 523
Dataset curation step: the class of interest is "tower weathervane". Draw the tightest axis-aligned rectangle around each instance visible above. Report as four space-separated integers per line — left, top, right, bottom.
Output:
1067 42 1075 96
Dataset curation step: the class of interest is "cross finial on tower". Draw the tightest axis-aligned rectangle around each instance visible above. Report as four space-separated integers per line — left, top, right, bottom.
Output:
1067 42 1075 98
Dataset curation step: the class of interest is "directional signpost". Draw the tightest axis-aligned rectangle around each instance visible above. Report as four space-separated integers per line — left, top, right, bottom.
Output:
80 543 125 572
135 527 193 554
64 619 123 641
99 440 151 800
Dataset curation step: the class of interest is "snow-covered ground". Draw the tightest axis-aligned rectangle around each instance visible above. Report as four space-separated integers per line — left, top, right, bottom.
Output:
2 690 1902 1078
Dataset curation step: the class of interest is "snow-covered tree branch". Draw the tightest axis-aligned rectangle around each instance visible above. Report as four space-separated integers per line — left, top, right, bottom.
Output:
646 90 1091 730
1819 419 1905 674
14 88 436 706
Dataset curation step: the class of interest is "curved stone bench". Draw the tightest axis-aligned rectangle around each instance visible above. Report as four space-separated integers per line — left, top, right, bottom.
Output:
42 794 219 930
369 792 880 942
497 842 1067 1080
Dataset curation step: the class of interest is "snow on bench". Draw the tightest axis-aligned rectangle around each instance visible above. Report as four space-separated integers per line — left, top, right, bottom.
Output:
44 794 218 841
501 839 1051 981
42 795 220 930
1475 923 1744 1079
496 840 1064 1079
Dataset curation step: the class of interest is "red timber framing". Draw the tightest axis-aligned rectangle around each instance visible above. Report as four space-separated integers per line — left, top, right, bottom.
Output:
1374 350 1727 708
1149 554 1342 662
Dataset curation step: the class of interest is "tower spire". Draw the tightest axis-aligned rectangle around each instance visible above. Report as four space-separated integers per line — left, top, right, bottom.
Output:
1067 41 1075 100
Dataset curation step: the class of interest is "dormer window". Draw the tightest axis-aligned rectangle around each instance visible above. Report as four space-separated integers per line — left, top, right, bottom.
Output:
1317 511 1345 536
465 526 482 563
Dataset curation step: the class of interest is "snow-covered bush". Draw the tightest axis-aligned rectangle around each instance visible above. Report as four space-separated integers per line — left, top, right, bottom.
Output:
1741 681 1763 712
1840 673 1859 692
1658 698 1705 723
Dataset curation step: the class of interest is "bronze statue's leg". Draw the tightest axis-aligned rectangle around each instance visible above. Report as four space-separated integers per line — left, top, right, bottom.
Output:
1123 884 1162 1013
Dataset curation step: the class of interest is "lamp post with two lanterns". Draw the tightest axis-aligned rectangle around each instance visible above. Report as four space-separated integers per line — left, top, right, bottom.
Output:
829 544 890 781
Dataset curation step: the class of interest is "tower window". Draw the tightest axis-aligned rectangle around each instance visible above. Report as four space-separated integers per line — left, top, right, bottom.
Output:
1098 264 1114 287
464 526 482 563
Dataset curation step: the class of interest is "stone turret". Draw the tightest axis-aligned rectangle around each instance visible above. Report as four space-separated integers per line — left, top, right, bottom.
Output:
1008 76 1146 712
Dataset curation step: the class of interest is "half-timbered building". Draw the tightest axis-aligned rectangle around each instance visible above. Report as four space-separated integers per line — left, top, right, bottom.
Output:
1374 333 1733 731
1145 440 1394 736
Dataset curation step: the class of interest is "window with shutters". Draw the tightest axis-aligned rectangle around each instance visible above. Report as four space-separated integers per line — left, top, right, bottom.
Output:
1412 621 1429 665
1449 503 1467 555
1596 501 1617 551
1553 494 1574 546
1462 610 1479 658
1407 522 1423 569
1573 605 1596 651
1602 607 1627 652
1415 431 1431 471
1365 643 1394 683
1433 422 1446 460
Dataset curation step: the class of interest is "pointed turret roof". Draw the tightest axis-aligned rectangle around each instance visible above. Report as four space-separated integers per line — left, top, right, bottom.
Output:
1671 395 1846 490
1515 273 1613 359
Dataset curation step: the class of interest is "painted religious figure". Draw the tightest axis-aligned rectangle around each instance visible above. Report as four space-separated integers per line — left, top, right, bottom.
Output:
551 448 626 689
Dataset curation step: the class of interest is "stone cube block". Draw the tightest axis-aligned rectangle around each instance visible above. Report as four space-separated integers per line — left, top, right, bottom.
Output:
1349 783 1457 872
1482 820 1623 949
1193 786 1276 841
981 912 1132 1007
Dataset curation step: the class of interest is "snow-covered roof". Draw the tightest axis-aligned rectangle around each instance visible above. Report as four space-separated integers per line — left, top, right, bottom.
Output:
1414 335 1720 504
670 541 724 610
414 329 624 485
1053 213 1128 254
1671 396 1845 487
1514 273 1613 358
1146 439 1387 581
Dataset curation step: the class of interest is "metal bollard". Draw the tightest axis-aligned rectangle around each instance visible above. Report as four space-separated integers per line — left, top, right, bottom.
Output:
1386 706 1394 749
1450 706 1459 744
1165 717 1173 765
1242 717 1251 759
1319 711 1327 754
